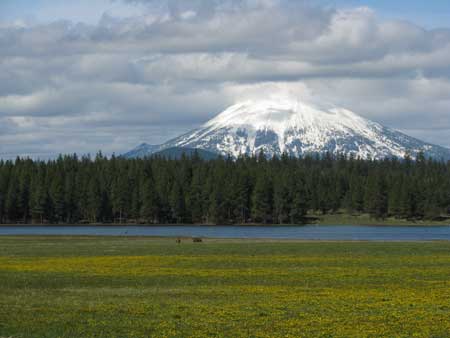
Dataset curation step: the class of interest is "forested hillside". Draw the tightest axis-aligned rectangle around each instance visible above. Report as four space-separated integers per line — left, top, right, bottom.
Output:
0 152 449 224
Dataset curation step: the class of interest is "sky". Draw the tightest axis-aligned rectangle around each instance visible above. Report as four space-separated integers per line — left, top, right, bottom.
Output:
1 0 450 159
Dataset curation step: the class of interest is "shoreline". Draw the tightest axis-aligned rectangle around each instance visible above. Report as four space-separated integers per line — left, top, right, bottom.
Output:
0 235 448 243
2 213 449 227
0 222 449 227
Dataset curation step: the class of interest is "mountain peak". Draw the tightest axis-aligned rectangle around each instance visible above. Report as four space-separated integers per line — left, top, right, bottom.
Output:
205 98 372 136
125 97 450 161
202 98 367 155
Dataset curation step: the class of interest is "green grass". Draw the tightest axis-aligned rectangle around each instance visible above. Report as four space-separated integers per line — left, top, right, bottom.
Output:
312 212 450 226
1 236 450 337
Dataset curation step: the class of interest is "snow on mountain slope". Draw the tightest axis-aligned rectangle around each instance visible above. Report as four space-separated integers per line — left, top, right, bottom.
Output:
125 98 450 160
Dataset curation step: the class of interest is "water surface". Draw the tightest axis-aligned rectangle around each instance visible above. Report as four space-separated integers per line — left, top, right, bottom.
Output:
1 225 449 241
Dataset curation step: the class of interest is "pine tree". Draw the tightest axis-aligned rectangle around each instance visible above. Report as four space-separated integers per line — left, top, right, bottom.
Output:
349 175 365 213
30 175 47 224
87 176 102 223
0 168 6 224
130 177 141 221
252 173 273 224
141 177 160 224
273 175 290 224
5 177 20 222
111 173 129 223
289 179 308 224
317 174 333 214
18 172 30 222
365 171 388 219
234 172 251 224
0 195 3 224
388 176 402 217
64 173 78 223
188 169 205 223
49 173 65 223
208 184 225 224
399 177 415 219
169 180 186 224
0 149 449 225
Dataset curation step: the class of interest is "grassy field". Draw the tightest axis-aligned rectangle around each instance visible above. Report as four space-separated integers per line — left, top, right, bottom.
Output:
1 237 450 337
312 212 450 226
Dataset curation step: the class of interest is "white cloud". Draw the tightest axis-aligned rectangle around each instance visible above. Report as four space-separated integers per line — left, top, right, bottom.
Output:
0 0 449 158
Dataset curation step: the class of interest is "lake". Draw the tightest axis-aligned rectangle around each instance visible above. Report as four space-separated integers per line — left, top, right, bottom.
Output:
0 225 449 241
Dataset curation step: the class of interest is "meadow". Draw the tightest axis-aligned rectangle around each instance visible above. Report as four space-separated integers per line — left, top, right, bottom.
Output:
0 236 450 337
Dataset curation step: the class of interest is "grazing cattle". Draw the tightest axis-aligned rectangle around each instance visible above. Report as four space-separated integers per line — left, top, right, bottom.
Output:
192 237 203 243
176 238 181 244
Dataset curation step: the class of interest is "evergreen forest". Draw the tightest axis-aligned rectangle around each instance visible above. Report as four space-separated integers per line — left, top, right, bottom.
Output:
0 152 449 224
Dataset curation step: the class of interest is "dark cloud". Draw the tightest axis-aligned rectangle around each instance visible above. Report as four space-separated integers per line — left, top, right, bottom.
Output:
0 0 449 158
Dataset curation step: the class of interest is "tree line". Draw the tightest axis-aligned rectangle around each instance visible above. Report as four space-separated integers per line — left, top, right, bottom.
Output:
0 152 449 224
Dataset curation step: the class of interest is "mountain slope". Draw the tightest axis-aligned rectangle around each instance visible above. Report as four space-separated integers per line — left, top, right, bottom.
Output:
152 147 220 160
123 143 160 158
126 98 450 160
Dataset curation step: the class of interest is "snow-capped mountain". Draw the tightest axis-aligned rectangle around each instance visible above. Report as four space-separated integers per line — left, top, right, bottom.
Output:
125 98 450 160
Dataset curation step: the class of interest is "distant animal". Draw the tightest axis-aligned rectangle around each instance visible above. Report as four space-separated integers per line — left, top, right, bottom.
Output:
176 238 181 244
192 237 203 243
